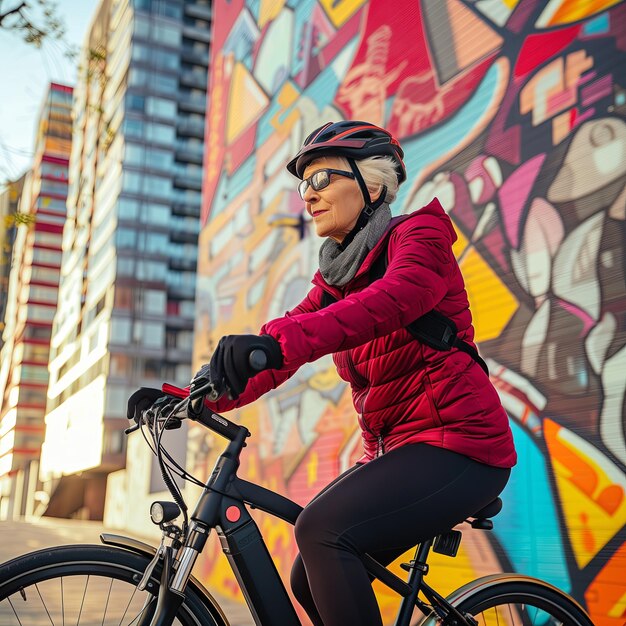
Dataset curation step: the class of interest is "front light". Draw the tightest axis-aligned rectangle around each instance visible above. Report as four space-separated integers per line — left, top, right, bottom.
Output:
150 501 180 525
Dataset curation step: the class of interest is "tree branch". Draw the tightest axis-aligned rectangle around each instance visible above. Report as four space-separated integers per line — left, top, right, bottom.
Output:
0 2 27 26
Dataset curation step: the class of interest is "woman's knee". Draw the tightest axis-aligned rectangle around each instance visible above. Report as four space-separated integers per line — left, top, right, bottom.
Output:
294 502 319 547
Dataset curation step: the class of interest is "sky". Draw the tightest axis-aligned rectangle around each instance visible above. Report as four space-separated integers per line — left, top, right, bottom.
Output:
0 0 99 187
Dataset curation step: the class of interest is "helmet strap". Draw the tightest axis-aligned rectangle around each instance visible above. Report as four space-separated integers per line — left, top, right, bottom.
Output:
339 159 388 250
347 159 387 215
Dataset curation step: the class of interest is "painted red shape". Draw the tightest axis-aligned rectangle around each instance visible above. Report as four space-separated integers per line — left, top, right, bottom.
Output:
514 26 581 79
226 505 241 522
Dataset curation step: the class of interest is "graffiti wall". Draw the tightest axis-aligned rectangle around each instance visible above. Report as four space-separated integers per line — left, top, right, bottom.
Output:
192 1 626 623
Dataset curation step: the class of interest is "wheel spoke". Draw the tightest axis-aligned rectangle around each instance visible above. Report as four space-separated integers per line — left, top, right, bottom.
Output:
61 578 64 626
126 595 156 626
6 597 24 626
102 577 113 626
35 583 56 625
117 584 138 626
76 575 89 626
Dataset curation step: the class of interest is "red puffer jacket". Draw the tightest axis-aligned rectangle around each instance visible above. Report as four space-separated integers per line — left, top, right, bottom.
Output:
177 198 516 468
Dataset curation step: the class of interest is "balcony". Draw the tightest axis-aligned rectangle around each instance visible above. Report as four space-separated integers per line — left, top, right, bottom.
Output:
182 24 210 44
181 47 208 66
176 119 205 139
171 201 201 218
185 3 212 21
174 174 203 191
178 94 206 115
167 282 196 299
171 226 200 243
169 256 197 272
174 146 203 165
180 70 208 89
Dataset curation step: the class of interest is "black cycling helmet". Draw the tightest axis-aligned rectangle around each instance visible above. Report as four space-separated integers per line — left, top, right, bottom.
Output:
287 120 406 184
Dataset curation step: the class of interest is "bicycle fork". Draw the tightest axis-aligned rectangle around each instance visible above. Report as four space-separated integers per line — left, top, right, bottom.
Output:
136 520 210 626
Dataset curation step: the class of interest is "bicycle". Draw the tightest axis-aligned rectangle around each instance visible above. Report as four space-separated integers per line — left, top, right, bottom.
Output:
0 353 595 626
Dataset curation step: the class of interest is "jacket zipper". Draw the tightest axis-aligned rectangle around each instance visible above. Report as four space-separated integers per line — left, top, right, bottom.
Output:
345 352 386 457
377 434 385 457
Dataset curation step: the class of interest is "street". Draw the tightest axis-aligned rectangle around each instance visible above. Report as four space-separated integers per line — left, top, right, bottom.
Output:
0 517 255 625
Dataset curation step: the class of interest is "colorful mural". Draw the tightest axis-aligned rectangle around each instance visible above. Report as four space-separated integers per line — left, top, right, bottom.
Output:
192 1 626 624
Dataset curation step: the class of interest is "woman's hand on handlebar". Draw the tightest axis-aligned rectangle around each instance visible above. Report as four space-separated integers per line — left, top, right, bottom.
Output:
194 334 283 401
126 388 183 430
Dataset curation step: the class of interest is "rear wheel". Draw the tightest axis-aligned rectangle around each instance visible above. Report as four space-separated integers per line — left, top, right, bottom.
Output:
442 577 594 626
0 544 228 626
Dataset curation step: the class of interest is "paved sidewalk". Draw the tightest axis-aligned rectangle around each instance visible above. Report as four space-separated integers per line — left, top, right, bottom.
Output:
0 517 255 626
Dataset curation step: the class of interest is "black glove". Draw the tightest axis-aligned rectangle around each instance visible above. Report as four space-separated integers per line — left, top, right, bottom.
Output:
203 334 283 400
127 388 181 428
127 387 164 421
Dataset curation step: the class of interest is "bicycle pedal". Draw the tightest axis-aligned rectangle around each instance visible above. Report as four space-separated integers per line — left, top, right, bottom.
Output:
433 530 462 557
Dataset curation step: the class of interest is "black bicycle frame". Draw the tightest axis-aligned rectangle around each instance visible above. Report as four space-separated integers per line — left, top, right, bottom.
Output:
143 403 468 626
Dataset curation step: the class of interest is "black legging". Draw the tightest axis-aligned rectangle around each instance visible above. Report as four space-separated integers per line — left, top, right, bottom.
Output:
290 443 511 626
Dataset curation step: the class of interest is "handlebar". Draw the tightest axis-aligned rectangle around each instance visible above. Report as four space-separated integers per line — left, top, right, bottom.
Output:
187 347 268 420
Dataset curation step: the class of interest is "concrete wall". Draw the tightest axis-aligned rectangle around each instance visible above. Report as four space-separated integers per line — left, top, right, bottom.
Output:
192 2 626 624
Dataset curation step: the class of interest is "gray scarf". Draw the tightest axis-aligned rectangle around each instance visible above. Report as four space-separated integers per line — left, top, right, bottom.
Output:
318 203 392 287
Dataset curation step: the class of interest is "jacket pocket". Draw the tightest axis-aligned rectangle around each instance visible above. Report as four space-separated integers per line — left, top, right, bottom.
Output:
423 373 443 427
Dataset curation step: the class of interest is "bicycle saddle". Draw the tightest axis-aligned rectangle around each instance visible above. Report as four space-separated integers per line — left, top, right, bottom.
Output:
468 497 502 530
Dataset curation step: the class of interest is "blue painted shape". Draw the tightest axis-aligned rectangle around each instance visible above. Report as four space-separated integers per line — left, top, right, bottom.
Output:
246 0 260 24
392 61 502 215
208 156 256 219
207 173 229 220
491 420 572 594
290 0 317 77
257 98 286 146
583 12 610 36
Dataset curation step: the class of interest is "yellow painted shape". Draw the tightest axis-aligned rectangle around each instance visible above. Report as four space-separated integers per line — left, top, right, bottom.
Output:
270 80 301 136
502 0 520 8
546 0 621 26
309 366 342 392
452 224 518 343
307 451 319 488
608 590 626 618
226 62 270 144
258 0 286 29
376 543 477 621
544 419 626 568
319 0 368 28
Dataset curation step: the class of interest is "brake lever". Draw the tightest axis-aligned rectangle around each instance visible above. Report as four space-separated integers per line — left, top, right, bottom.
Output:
125 423 140 435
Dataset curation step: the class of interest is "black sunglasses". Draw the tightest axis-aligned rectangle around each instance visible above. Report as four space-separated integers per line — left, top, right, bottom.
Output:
298 168 355 199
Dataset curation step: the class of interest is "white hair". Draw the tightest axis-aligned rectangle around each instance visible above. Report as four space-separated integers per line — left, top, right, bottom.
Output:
335 155 401 204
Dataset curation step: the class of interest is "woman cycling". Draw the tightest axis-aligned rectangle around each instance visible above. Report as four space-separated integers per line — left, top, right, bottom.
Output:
130 120 516 626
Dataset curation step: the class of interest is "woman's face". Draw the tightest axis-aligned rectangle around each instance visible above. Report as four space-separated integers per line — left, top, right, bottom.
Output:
302 156 371 243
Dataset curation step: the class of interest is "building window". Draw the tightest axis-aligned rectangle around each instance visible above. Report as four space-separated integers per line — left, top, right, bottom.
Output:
126 94 145 112
152 22 181 46
134 321 164 348
143 289 166 315
110 317 132 343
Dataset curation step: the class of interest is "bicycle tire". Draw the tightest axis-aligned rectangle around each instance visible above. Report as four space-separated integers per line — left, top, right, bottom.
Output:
0 544 230 626
416 574 594 626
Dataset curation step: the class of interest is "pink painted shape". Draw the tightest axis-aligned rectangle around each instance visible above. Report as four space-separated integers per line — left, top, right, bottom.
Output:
577 70 597 86
581 75 613 107
558 299 595 337
574 107 597 127
498 154 547 248
547 87 575 115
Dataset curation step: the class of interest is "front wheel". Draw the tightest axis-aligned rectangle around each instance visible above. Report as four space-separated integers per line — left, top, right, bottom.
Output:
0 544 229 626
418 574 594 626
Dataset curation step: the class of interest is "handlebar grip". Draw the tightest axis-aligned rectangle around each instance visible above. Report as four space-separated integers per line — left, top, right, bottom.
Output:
249 348 267 371
192 404 246 441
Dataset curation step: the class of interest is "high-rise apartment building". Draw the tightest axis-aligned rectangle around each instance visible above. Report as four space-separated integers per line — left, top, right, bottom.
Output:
0 174 27 350
39 0 209 519
0 83 73 520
